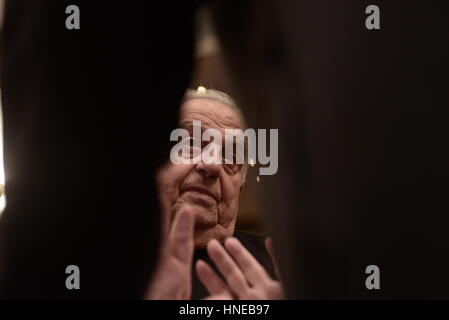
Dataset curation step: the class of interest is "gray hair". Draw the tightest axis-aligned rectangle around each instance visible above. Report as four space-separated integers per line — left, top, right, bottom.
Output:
184 87 247 128
183 87 248 184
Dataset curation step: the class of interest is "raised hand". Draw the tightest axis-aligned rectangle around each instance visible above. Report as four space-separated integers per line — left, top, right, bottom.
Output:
196 237 284 300
144 209 195 300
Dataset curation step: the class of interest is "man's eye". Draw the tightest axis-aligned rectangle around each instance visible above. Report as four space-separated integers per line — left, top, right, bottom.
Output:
222 153 238 169
225 163 242 175
223 152 236 163
184 137 201 149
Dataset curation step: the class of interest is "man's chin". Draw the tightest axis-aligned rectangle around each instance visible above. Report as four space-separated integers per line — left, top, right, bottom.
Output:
176 202 217 227
194 227 222 249
193 226 234 249
193 228 213 249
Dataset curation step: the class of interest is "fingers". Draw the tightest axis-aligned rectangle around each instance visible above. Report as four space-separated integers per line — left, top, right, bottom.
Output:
169 209 194 263
196 260 229 296
207 239 249 295
203 293 233 300
144 210 194 300
224 237 269 286
265 237 281 280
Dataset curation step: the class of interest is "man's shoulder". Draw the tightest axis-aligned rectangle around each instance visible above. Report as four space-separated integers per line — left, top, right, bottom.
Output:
234 230 267 246
233 231 268 258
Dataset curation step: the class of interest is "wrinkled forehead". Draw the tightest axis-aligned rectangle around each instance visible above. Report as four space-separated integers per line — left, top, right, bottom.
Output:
180 98 244 131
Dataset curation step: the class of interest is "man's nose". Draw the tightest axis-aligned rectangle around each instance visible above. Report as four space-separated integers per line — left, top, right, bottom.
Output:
195 162 221 179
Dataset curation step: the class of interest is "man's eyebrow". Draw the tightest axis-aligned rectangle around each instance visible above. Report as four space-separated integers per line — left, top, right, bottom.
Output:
225 129 245 141
179 121 189 128
180 122 245 145
230 138 245 152
180 122 204 132
181 121 201 127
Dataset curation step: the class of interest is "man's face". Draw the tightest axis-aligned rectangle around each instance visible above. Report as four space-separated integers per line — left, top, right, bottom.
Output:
158 98 245 248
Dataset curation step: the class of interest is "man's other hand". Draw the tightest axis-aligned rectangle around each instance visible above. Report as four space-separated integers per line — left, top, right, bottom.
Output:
196 237 285 300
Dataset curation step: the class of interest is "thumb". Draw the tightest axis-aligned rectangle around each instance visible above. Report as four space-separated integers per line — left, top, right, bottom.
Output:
169 209 195 264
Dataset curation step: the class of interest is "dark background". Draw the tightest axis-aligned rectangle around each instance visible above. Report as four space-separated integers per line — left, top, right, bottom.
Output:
0 0 448 299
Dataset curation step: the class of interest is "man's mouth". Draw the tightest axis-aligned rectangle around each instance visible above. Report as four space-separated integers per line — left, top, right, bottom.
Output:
183 186 219 204
178 185 220 228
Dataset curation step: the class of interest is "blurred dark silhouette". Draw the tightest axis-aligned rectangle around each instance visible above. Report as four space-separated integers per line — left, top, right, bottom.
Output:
211 0 449 298
0 1 196 298
1 0 448 300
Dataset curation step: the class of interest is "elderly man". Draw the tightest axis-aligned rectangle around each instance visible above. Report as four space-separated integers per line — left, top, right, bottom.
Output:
146 88 283 300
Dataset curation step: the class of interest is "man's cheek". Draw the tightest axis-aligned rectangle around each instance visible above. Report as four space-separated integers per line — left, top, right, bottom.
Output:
177 164 196 180
222 179 239 199
166 165 192 188
218 202 239 227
